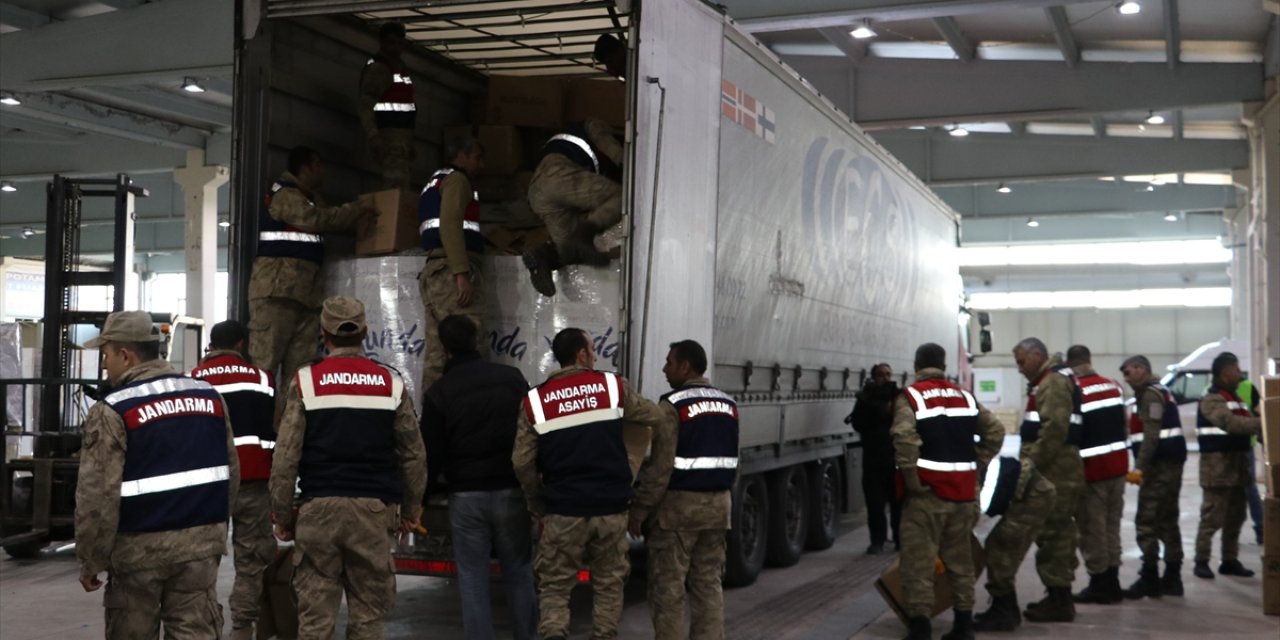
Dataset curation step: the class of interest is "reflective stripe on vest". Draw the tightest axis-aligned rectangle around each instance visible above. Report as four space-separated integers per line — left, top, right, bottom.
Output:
917 459 978 472
1020 367 1084 446
233 435 276 450
526 372 621 435
1130 428 1184 442
1128 382 1188 463
902 379 980 502
1196 388 1253 453
1079 441 1128 458
674 456 738 470
298 367 404 411
419 218 481 234
367 58 416 128
120 465 230 497
662 384 740 492
548 133 600 173
191 355 275 481
418 168 484 253
259 231 322 243
257 180 324 264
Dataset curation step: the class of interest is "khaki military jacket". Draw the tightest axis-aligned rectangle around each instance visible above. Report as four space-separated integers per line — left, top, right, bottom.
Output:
76 359 240 576
268 346 428 530
426 169 479 275
1024 356 1083 485
630 377 730 531
1132 377 1171 473
247 171 368 307
1197 390 1260 488
889 368 1005 497
512 365 667 517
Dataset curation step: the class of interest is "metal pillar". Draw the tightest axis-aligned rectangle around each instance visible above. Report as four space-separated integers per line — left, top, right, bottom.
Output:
174 149 230 322
1244 85 1280 375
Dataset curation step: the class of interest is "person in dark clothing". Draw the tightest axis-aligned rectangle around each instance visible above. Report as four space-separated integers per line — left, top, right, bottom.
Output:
846 363 902 554
421 315 536 640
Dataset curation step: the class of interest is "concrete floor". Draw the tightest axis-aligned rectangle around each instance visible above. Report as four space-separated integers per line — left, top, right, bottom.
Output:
2 453 1278 639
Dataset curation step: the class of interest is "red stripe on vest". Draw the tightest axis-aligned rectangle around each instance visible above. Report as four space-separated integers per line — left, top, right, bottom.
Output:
528 371 619 422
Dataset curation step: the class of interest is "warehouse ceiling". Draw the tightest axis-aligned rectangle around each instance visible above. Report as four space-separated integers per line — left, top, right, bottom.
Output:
0 0 1276 295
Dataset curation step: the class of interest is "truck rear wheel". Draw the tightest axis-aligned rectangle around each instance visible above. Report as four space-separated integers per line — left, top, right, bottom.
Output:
724 473 768 587
805 458 840 550
765 465 809 567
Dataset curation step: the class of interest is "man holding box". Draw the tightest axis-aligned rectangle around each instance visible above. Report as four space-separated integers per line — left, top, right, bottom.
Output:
418 137 487 389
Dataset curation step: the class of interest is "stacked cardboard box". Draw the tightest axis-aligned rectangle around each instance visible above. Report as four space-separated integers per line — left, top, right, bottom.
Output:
355 188 419 256
1261 375 1280 615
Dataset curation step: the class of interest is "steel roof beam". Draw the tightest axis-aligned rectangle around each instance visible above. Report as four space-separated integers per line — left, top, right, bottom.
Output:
816 27 868 65
1164 0 1181 68
2 91 208 149
1090 116 1106 138
1045 6 1080 67
731 0 1102 33
932 16 975 62
0 2 49 30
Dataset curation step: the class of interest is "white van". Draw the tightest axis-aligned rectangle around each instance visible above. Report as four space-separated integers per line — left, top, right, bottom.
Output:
1160 338 1252 431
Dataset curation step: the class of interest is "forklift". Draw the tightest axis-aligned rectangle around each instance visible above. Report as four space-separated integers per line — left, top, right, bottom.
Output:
0 175 204 558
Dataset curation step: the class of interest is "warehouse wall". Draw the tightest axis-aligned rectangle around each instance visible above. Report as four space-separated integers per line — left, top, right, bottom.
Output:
975 307 1232 384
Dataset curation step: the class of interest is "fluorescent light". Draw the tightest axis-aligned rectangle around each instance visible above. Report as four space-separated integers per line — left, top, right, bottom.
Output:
1149 176 1167 186
1163 212 1179 222
1117 1 1141 15
1145 112 1165 125
218 220 231 229
181 77 206 93
959 239 1231 267
968 287 1229 310
949 124 970 137
1025 217 1039 228
850 21 876 39
0 94 19 106
0 181 15 192
21 226 35 239
997 184 1012 194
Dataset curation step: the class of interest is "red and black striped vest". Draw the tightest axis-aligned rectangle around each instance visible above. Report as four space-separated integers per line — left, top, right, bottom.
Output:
902 378 980 502
257 180 324 264
1075 373 1129 482
1196 387 1254 453
418 167 484 254
366 55 416 130
191 353 276 482
1020 366 1083 447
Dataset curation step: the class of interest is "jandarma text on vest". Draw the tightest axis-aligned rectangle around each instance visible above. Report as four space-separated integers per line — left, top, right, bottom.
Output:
685 400 735 418
542 382 607 405
194 365 260 377
131 397 218 425
318 372 387 386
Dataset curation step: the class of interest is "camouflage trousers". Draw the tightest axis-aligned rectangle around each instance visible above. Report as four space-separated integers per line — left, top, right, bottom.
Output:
1195 485 1247 564
527 154 622 267
1135 460 1184 565
103 556 223 640
1075 476 1125 574
646 525 726 640
984 471 1055 597
247 297 320 398
293 497 399 640
230 481 276 630
534 512 630 639
1033 474 1081 588
376 127 416 190
899 492 980 618
418 256 487 390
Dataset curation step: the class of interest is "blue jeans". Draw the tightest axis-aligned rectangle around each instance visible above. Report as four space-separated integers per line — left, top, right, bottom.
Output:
449 488 538 640
1247 448 1263 540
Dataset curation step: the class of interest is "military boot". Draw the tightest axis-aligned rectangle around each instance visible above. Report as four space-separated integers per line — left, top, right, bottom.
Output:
1123 563 1162 599
1192 560 1214 579
1023 587 1075 623
903 616 931 640
1101 566 1124 603
973 594 1021 632
521 243 560 297
940 610 974 640
1218 559 1255 577
1161 562 1184 596
1073 570 1113 604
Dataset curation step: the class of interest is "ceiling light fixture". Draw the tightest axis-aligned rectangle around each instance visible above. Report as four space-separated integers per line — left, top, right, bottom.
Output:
997 184 1012 194
1026 217 1040 228
850 20 877 39
1117 1 1141 15
949 124 970 137
1145 184 1156 192
1149 176 1167 186
0 181 15 192
218 220 231 229
1163 212 1179 222
21 226 35 238
181 77 206 93
0 93 19 106
1145 112 1165 125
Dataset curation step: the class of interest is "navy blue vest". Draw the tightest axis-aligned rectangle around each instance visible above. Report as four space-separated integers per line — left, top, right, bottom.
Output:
1020 366 1083 447
539 122 620 179
105 373 231 533
297 357 403 503
523 370 631 517
1129 383 1187 463
366 55 417 130
257 180 324 264
418 167 485 253
1196 387 1254 453
661 385 740 493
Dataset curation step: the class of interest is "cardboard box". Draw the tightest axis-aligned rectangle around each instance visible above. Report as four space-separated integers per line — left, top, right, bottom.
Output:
1261 376 1280 399
1267 463 1280 497
443 125 525 175
1266 498 1280 555
875 535 986 622
1264 396 1280 464
483 76 565 128
470 171 534 203
564 78 626 128
1264 555 1280 616
355 189 418 256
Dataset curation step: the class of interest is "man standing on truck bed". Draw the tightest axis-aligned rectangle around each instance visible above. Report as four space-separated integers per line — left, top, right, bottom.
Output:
269 296 427 639
422 315 536 640
630 339 738 640
359 21 416 189
1120 354 1188 599
75 311 239 640
248 146 374 402
521 119 625 297
190 320 278 640
1192 351 1261 580
418 136 488 389
1066 345 1129 605
512 328 668 640
892 343 1005 640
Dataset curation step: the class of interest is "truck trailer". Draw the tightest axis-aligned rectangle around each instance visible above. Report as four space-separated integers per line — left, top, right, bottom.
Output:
231 0 964 587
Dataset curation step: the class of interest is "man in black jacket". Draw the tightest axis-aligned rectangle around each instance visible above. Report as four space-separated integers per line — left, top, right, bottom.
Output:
847 363 901 554
422 315 535 640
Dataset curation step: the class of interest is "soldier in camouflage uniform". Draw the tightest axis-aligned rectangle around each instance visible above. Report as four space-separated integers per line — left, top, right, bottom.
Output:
248 146 373 401
269 296 427 639
359 22 417 189
513 328 669 640
1120 355 1188 599
1192 352 1261 580
418 137 488 390
974 456 1055 632
891 343 1005 640
76 311 240 640
629 340 735 640
522 119 625 297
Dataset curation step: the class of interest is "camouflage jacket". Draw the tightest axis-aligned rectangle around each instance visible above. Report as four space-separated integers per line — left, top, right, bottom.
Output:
267 346 427 529
1197 391 1260 488
247 171 370 307
1132 377 1173 473
1024 356 1084 486
75 359 239 576
512 365 667 517
890 368 1006 493
630 377 729 531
